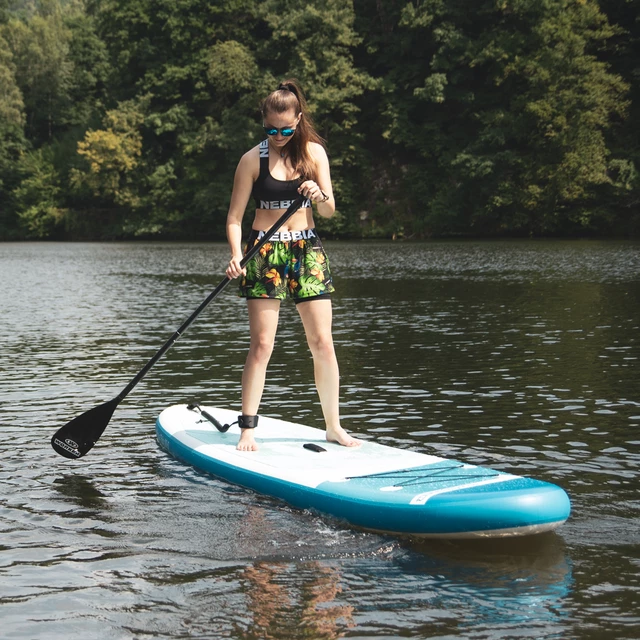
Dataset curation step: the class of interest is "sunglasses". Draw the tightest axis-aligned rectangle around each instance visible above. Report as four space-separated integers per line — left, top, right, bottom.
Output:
263 125 296 137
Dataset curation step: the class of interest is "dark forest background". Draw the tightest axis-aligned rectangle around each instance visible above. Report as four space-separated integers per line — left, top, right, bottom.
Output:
1 0 638 240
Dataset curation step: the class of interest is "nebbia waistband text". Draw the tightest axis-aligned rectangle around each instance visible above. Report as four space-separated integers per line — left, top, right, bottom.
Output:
257 228 317 242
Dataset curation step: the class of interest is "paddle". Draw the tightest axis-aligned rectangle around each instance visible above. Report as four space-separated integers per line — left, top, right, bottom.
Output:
51 195 307 459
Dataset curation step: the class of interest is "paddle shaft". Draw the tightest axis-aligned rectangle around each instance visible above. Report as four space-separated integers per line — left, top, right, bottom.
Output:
115 195 306 402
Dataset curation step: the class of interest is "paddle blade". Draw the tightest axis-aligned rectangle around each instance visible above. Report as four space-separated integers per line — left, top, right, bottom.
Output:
51 398 120 459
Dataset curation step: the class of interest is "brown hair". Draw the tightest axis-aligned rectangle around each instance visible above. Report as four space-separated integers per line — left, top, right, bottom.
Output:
261 79 325 182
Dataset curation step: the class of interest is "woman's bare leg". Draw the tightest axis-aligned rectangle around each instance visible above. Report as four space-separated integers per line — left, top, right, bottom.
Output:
238 299 281 451
296 298 360 447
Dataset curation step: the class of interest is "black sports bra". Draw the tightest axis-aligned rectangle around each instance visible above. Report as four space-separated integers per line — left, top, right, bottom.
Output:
252 140 311 210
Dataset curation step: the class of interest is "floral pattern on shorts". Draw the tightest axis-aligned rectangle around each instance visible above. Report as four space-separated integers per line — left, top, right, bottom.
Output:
239 229 335 301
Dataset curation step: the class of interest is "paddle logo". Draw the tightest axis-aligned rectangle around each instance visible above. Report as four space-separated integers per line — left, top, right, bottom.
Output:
53 437 81 457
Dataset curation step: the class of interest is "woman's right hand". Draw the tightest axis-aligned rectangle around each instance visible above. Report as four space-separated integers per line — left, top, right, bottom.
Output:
226 255 246 279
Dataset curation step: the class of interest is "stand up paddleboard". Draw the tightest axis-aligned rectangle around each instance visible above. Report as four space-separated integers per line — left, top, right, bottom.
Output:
156 405 571 538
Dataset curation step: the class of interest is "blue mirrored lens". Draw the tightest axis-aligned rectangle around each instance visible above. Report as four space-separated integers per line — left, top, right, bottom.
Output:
263 126 296 136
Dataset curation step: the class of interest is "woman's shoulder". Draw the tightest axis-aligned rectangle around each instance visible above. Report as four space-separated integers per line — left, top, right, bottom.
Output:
236 144 261 176
240 143 263 162
307 140 328 162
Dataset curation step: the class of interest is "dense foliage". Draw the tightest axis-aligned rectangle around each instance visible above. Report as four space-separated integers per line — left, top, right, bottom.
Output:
0 0 638 239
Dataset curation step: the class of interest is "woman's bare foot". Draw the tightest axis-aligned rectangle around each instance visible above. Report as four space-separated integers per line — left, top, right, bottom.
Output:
237 429 258 451
326 425 361 447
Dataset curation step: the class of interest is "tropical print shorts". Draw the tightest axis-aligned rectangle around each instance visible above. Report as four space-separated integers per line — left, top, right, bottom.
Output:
239 228 335 303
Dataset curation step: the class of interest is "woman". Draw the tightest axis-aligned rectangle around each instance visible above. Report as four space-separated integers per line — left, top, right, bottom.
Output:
225 79 360 452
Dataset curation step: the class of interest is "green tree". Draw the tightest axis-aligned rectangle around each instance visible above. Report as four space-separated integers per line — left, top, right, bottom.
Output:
358 0 629 236
0 0 9 23
2 1 74 140
598 0 640 233
70 98 145 209
0 1 113 238
13 146 67 238
63 5 110 127
0 31 26 238
0 33 24 141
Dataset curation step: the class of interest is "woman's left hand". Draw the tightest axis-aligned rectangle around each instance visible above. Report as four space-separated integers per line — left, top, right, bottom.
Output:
298 180 328 203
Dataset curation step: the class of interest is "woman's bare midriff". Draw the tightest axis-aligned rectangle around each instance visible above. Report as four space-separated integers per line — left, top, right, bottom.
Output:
252 206 315 233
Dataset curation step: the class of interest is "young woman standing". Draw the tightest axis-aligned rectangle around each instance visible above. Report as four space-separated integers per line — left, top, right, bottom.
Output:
225 79 360 452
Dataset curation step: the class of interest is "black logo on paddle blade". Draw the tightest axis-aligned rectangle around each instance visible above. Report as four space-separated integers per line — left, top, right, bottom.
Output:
53 438 81 457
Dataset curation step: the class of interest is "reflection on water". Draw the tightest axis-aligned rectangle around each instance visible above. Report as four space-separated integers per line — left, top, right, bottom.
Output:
0 240 638 639
238 560 354 640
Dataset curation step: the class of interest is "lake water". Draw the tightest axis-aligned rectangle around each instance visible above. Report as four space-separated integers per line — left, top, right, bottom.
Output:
1 239 638 639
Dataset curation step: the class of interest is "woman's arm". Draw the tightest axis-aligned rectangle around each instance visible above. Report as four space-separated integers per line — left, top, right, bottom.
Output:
226 150 257 278
298 142 335 218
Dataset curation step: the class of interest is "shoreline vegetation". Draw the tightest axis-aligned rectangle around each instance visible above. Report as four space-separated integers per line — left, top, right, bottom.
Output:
1 0 639 241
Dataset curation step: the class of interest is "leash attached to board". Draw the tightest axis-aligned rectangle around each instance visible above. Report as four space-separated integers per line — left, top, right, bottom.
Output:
187 403 234 433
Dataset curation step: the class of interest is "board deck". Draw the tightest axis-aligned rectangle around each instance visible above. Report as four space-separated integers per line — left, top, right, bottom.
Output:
156 404 571 538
